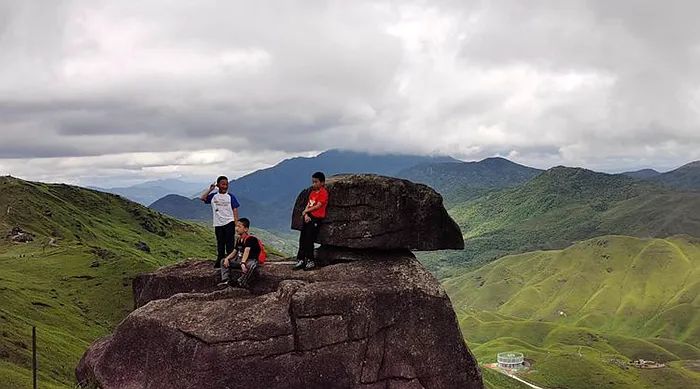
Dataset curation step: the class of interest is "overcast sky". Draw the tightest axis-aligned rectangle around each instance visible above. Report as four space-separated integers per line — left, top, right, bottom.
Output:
1 0 699 186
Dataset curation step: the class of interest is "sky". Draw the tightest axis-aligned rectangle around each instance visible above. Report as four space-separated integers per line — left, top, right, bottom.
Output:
1 0 700 187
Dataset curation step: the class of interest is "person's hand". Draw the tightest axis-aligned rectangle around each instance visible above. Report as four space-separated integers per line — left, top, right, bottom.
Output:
304 214 311 223
241 262 248 273
223 258 229 268
209 183 216 190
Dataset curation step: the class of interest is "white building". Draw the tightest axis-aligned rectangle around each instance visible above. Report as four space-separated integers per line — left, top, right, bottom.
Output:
497 352 524 369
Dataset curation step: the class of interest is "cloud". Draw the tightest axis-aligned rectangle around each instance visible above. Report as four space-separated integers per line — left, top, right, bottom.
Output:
1 0 699 185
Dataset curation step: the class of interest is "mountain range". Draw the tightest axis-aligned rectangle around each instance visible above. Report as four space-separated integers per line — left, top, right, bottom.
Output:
91 179 207 206
4 152 700 389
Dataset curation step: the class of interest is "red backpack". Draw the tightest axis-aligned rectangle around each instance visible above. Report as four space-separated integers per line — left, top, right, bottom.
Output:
244 235 267 264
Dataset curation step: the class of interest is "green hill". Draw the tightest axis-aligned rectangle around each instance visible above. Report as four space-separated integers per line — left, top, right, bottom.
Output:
397 157 542 205
424 167 700 277
0 176 216 388
652 161 700 190
445 235 700 389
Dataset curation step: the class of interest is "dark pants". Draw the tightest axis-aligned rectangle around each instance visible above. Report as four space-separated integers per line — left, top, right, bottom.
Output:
224 259 259 288
214 221 235 267
296 217 322 262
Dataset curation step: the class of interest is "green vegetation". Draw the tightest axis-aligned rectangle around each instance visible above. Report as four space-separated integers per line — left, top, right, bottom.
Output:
397 157 542 205
445 235 700 389
0 176 216 388
424 167 700 278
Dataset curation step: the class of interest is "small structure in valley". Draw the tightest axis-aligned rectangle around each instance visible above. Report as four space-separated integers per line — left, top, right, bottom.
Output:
497 352 525 370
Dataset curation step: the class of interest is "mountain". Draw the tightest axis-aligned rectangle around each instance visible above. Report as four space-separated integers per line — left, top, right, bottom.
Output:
397 157 542 203
652 160 700 190
148 149 458 231
423 167 700 277
230 149 458 205
622 168 661 180
93 179 207 206
148 194 212 221
0 176 215 389
444 235 700 389
148 194 297 250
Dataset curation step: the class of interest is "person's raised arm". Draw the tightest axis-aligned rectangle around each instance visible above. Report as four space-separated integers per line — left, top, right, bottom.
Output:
200 183 216 202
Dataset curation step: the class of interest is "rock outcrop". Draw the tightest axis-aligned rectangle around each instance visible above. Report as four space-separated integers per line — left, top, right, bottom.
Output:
291 175 464 250
77 175 481 389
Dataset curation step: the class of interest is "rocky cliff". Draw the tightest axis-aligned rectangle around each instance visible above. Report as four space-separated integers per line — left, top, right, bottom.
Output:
77 175 482 389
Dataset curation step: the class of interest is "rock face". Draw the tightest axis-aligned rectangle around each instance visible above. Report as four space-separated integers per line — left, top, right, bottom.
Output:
6 226 34 243
77 175 482 389
291 175 464 250
78 255 483 389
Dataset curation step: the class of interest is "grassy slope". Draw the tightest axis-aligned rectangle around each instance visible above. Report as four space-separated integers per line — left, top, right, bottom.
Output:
422 167 700 278
445 235 700 389
0 176 216 388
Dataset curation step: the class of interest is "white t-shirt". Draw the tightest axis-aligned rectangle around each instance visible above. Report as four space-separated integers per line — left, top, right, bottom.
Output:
204 191 240 227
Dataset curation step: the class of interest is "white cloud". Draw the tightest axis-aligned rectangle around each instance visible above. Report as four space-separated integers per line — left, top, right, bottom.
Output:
1 0 700 184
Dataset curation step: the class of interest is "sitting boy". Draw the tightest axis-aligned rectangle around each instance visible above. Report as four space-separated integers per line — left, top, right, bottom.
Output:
220 218 262 288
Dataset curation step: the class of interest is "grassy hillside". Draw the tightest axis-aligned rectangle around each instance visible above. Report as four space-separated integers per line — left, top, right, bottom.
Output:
445 235 700 389
423 167 700 277
0 176 216 388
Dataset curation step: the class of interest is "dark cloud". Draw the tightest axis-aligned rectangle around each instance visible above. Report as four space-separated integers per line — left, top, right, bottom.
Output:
1 0 699 185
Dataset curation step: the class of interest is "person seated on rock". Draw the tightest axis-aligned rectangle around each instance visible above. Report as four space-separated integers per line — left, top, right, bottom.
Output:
220 218 264 288
293 171 329 271
200 176 240 269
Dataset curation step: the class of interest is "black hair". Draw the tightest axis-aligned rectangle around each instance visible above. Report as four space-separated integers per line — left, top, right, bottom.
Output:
312 171 325 183
238 218 250 229
217 176 228 184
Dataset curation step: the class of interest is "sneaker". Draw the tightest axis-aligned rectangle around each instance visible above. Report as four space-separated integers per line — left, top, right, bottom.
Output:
304 260 316 271
292 260 306 270
216 281 229 288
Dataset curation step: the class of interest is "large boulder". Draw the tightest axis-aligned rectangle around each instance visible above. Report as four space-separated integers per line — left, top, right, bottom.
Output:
78 254 483 389
291 175 464 250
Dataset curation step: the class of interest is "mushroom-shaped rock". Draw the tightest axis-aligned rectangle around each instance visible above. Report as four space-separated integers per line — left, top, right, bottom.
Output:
291 174 464 250
78 254 483 389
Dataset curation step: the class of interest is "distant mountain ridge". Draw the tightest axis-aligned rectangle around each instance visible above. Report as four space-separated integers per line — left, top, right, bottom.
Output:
150 149 460 230
397 157 542 203
93 179 207 206
651 160 700 190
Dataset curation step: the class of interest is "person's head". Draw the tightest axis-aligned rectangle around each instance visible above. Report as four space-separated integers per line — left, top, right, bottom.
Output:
235 218 250 235
311 171 325 190
216 176 229 193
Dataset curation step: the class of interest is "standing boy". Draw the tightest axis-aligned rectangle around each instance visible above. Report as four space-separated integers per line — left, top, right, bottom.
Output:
293 171 328 271
200 176 240 268
221 218 261 288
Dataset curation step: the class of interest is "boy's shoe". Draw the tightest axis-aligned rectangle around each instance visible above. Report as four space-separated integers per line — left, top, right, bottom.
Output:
292 260 306 270
304 260 316 271
216 280 229 288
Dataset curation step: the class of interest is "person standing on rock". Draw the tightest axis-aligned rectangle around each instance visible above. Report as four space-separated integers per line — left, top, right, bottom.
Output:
293 171 329 271
200 176 240 269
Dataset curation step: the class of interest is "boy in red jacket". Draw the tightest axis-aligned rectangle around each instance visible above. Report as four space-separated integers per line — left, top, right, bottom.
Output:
293 172 328 271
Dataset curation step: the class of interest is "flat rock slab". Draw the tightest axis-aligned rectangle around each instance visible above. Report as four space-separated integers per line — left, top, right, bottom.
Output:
78 253 483 389
291 174 464 250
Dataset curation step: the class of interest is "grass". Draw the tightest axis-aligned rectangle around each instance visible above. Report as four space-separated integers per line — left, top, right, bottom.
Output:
422 167 700 278
0 177 216 388
446 235 700 388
